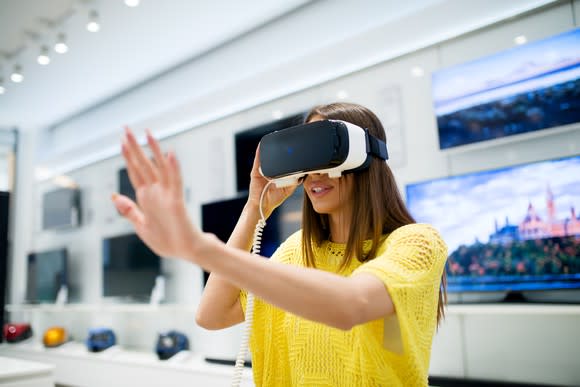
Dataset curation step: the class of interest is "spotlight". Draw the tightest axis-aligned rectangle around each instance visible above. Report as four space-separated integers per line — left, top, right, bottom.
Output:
125 0 140 7
410 66 425 77
87 10 100 32
37 46 51 65
54 33 69 54
10 65 23 83
514 35 527 45
336 90 349 100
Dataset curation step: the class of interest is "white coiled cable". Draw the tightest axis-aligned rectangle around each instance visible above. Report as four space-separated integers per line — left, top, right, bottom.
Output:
231 180 273 387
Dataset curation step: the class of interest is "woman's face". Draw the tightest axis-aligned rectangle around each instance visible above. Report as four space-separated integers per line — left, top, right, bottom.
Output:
303 114 355 218
303 172 354 218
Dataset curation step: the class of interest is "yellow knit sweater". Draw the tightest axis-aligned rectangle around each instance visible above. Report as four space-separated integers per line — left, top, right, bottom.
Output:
240 223 447 386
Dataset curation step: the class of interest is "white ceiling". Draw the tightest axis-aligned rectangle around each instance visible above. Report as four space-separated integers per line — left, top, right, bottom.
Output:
0 0 312 130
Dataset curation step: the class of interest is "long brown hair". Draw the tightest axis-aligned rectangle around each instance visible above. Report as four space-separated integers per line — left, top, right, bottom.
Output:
301 102 447 325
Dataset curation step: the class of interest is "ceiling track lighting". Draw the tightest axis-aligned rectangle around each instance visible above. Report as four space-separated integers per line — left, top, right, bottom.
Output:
37 45 51 65
87 10 100 32
54 33 69 54
10 65 23 83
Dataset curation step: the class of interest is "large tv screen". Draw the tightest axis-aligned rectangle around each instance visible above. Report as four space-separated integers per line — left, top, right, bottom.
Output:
432 27 580 150
26 248 68 303
42 187 82 230
405 155 580 294
201 187 303 285
102 233 161 301
235 113 305 192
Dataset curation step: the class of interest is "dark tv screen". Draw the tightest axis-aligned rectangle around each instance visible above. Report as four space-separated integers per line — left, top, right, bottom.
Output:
201 187 303 285
42 187 81 230
405 155 580 293
26 248 68 303
118 168 136 202
102 233 161 300
432 27 580 149
235 113 305 192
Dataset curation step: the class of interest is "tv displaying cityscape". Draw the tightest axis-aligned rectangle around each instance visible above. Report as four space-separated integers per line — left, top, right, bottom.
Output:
432 27 580 149
406 155 580 293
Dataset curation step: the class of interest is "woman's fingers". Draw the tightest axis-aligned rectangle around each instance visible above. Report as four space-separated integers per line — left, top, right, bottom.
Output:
122 141 145 189
251 145 262 177
146 129 169 187
124 127 157 185
167 151 184 198
111 193 145 227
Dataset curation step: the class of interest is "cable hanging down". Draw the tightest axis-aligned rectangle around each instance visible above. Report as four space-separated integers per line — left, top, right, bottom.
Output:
231 180 273 387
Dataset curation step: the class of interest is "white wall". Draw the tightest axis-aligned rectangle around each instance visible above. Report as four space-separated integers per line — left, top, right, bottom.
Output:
7 0 580 384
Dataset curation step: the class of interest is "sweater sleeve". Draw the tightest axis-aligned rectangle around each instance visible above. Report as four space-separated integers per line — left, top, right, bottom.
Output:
352 224 447 358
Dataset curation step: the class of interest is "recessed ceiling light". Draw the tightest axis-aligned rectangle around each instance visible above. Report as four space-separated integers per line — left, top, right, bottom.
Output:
514 35 527 45
337 90 349 99
411 66 425 77
125 0 140 7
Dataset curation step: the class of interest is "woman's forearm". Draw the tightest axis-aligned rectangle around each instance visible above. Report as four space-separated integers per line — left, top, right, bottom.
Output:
192 234 381 331
196 202 263 329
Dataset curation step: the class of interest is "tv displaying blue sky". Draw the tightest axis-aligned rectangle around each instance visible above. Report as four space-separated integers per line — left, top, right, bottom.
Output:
432 27 580 116
406 155 580 253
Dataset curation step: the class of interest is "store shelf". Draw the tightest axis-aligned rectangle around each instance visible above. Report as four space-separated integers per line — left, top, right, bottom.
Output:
0 341 253 387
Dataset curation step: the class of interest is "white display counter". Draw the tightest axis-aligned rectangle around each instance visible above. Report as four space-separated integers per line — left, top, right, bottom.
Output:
0 342 252 387
0 356 54 387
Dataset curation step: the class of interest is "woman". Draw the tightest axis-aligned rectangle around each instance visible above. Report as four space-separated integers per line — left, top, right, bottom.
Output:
113 102 448 386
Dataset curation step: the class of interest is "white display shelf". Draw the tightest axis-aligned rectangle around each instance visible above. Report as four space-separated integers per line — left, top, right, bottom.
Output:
0 341 253 387
6 303 198 313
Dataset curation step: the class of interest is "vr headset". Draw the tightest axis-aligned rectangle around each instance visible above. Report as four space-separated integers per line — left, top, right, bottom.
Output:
259 119 388 187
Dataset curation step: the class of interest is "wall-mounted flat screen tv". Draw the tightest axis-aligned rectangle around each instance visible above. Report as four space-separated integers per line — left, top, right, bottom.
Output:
26 248 68 303
118 167 136 202
405 155 580 298
42 187 82 230
200 187 303 286
432 27 580 150
235 113 305 192
102 233 161 301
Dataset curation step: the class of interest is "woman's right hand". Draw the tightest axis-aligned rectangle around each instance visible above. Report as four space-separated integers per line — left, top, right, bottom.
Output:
247 145 299 219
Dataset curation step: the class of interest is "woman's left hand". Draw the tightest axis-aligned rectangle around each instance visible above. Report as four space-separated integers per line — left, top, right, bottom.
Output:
112 127 203 260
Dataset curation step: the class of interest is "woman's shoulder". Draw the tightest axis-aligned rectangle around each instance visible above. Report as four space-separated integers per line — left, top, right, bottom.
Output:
270 230 302 263
383 223 447 254
389 223 442 238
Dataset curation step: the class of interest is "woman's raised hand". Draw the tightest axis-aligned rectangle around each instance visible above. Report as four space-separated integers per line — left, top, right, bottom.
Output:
112 127 201 259
247 145 298 219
